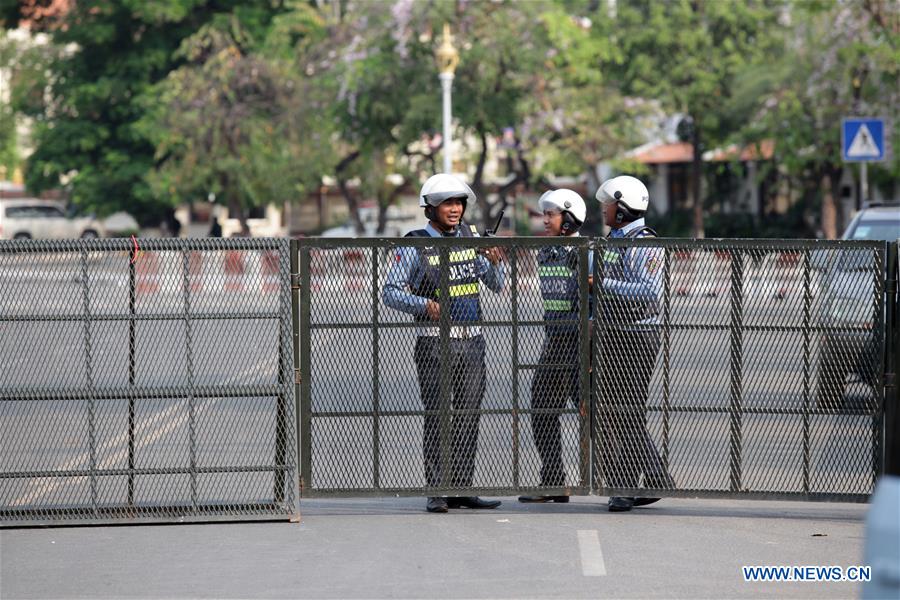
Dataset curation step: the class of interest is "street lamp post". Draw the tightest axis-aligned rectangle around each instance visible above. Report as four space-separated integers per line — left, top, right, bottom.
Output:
435 23 459 174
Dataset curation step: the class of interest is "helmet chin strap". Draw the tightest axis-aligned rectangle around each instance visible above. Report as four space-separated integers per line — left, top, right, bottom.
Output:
425 205 464 235
432 221 459 236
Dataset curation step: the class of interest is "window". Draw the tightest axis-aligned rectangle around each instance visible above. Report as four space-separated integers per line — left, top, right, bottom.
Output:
35 206 65 218
849 219 900 241
4 206 36 218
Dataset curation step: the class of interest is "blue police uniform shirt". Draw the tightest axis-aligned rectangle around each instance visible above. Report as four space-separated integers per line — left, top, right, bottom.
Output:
601 218 663 324
382 222 506 318
538 232 594 328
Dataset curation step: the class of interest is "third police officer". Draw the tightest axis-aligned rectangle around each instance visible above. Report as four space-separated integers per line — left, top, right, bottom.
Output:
595 175 675 512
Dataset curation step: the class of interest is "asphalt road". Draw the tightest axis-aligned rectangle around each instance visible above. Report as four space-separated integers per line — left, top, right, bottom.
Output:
0 496 871 599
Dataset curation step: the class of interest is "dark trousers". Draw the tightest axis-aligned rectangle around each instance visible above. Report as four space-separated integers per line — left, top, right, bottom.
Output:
599 328 669 489
530 332 580 486
414 335 486 488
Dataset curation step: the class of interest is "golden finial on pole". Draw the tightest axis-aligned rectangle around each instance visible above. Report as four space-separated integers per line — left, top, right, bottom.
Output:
435 23 459 76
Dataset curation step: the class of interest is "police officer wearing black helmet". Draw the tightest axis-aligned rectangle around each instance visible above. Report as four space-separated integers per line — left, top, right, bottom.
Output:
519 189 590 503
382 174 505 513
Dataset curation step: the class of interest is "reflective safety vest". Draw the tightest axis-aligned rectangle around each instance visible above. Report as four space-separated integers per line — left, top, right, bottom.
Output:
406 224 481 323
601 226 659 324
537 245 581 334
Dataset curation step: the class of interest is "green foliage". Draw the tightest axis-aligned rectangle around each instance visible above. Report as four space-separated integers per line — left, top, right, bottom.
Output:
138 21 328 230
12 1 286 224
734 0 899 234
0 31 18 176
611 0 787 236
6 0 897 237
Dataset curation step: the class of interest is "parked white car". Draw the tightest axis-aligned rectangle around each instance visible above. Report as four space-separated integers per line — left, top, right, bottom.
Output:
0 199 106 240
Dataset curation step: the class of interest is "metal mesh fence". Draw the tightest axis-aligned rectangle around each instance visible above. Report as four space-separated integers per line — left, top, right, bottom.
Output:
299 237 591 498
300 237 889 503
1 238 298 526
593 239 886 502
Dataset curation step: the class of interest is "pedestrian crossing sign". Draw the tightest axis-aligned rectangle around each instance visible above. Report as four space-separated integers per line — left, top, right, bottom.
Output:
842 118 885 162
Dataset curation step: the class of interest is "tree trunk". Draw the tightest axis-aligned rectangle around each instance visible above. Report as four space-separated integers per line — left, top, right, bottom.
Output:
337 177 365 235
228 197 249 236
582 166 602 236
820 170 838 240
493 143 531 233
828 165 844 236
820 164 844 239
690 122 704 238
375 183 401 235
472 123 490 231
335 151 364 235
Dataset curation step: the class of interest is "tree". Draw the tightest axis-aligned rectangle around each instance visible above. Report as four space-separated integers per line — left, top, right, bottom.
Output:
436 0 551 230
293 0 441 234
138 20 330 234
520 3 654 195
612 0 785 237
10 0 285 224
0 30 25 178
735 0 899 238
313 0 562 233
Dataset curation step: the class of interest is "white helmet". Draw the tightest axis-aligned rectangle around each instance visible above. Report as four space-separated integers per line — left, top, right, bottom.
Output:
419 173 476 210
596 175 650 214
538 189 586 228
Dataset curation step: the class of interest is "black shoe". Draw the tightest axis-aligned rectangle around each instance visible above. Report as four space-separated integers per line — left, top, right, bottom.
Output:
518 495 570 503
632 497 662 507
608 496 634 512
447 496 501 509
426 497 448 513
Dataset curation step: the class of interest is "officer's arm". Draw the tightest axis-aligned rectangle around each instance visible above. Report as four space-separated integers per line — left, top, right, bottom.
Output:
382 247 429 316
601 247 661 301
476 254 506 293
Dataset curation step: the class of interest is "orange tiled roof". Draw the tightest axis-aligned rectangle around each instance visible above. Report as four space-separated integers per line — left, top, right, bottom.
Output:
629 140 775 165
706 139 775 162
630 142 694 164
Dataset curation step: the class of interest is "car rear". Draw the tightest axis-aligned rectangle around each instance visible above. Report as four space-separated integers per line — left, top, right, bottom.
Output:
818 204 899 410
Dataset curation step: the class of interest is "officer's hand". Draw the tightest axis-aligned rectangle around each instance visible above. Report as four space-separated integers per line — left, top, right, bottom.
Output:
425 300 441 321
482 247 503 265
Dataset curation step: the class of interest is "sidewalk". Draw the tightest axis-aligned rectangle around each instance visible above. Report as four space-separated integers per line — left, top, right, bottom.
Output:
1 496 867 599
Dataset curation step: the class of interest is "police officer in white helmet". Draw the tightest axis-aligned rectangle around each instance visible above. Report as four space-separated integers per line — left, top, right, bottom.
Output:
595 175 675 512
519 189 591 503
382 173 505 513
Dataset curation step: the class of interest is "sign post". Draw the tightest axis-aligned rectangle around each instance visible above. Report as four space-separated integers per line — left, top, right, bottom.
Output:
842 118 886 204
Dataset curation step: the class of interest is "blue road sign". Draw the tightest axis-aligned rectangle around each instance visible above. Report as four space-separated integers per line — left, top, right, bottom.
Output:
842 118 885 162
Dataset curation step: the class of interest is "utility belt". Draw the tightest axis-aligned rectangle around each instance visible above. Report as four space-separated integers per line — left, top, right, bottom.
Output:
417 325 483 339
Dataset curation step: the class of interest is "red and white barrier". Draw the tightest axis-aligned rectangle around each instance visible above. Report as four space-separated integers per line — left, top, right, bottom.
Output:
224 251 245 292
261 251 280 294
343 249 367 292
135 251 160 295
188 251 203 293
672 250 731 298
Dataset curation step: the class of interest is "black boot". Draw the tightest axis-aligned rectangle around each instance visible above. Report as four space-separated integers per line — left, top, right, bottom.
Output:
447 496 501 509
607 496 634 512
426 497 448 513
632 497 662 507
